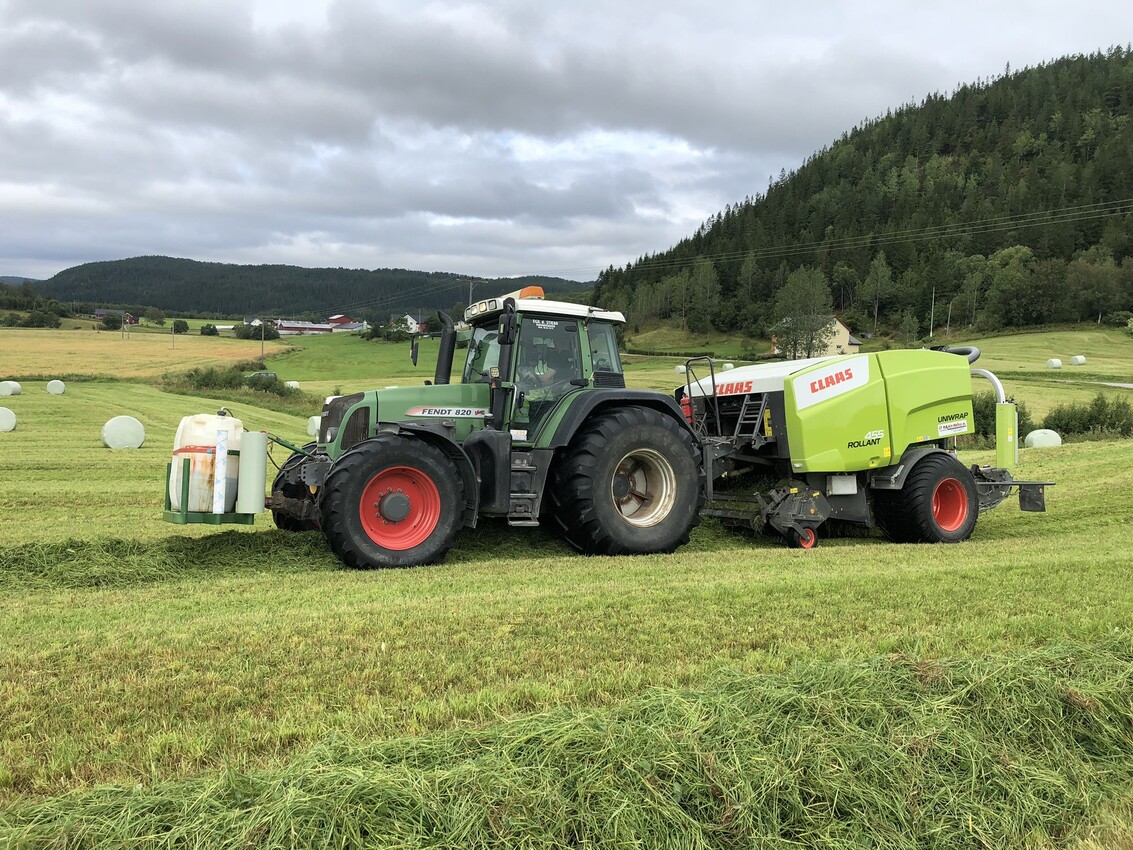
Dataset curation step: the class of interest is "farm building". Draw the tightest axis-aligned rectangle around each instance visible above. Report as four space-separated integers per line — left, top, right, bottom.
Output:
273 320 335 335
772 317 861 357
389 313 428 334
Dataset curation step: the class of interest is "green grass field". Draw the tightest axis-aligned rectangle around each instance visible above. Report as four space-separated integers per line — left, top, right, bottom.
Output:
2 325 1133 847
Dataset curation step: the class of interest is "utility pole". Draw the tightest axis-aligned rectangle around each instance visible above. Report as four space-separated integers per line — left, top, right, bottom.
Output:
929 287 935 338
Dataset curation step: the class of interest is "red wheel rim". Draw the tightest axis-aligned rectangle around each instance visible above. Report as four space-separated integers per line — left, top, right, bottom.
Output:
359 466 441 550
932 478 969 532
798 527 817 549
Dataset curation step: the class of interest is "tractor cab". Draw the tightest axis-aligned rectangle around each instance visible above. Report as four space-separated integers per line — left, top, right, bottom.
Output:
460 285 626 442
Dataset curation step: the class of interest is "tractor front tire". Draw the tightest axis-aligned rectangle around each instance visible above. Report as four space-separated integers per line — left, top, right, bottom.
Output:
272 441 320 532
549 407 704 556
874 453 978 543
319 435 464 568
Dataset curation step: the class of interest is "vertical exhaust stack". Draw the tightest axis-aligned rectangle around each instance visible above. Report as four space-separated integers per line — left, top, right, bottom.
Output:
433 311 456 385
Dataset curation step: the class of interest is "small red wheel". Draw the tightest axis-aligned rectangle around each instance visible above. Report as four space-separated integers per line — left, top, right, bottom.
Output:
789 526 818 549
359 465 442 550
931 477 970 533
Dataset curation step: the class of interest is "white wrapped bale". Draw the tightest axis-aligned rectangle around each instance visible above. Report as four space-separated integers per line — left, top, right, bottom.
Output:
285 380 300 389
0 407 15 432
1024 429 1062 448
102 415 146 449
46 379 66 394
1070 355 1087 366
307 415 320 436
1045 359 1062 369
722 363 735 371
675 364 686 374
0 382 12 397
6 381 20 395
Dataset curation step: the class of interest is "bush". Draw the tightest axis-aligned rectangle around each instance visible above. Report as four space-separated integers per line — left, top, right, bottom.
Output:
173 319 189 334
22 309 62 328
235 323 280 341
1043 393 1133 438
200 324 219 336
970 392 1035 440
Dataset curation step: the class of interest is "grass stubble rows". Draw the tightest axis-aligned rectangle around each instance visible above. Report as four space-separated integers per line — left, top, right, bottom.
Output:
1 331 1133 847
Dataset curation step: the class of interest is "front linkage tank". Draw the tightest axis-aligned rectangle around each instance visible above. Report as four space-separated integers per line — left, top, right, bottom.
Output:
677 345 1048 548
271 287 705 568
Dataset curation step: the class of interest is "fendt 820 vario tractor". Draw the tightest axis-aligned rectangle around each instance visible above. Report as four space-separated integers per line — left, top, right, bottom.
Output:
269 286 706 567
183 286 1043 568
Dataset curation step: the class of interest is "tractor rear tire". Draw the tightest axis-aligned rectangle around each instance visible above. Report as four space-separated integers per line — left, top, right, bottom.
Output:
319 435 464 568
874 453 978 543
549 407 704 556
272 441 320 532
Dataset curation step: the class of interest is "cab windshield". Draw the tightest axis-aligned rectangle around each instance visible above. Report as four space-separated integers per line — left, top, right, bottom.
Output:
461 325 500 383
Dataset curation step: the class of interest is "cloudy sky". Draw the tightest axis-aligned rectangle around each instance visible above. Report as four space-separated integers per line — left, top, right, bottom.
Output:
0 0 1127 282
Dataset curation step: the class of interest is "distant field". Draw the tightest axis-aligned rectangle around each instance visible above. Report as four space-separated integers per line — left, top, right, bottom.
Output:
959 327 1133 380
0 328 283 379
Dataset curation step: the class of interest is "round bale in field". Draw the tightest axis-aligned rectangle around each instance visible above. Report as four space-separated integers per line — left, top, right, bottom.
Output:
675 364 686 374
285 381 300 389
1070 355 1087 366
7 381 20 395
0 407 15 432
46 379 66 394
1046 359 1062 369
1025 429 1062 448
102 415 146 449
722 363 735 371
0 381 13 397
307 415 320 436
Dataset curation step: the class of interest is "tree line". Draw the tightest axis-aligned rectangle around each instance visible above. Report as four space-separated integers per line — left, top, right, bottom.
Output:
31 257 589 323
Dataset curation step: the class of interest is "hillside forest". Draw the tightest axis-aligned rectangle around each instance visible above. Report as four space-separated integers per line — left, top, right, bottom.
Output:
17 260 588 324
595 48 1133 340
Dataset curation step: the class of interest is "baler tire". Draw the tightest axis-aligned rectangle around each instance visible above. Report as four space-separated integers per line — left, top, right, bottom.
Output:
549 407 704 556
271 441 320 532
874 454 978 544
788 526 818 549
319 435 464 568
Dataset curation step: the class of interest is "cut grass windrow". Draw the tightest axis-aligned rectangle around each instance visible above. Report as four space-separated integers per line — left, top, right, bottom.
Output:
2 640 1131 849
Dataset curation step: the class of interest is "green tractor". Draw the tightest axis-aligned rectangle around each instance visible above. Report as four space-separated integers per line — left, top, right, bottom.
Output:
268 286 1046 567
269 286 706 567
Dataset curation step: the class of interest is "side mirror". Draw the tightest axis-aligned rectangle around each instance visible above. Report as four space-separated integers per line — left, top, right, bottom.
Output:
411 339 420 366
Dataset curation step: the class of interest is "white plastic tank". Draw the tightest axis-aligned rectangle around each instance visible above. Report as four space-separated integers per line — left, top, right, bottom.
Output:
169 413 244 513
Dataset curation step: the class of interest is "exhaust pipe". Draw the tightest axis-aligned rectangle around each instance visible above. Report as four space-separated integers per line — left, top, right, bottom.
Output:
433 311 456 385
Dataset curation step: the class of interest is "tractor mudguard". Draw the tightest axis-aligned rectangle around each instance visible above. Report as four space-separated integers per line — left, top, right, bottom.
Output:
544 389 695 449
393 422 481 526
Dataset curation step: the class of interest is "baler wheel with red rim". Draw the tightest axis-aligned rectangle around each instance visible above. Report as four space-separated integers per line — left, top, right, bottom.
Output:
874 453 978 543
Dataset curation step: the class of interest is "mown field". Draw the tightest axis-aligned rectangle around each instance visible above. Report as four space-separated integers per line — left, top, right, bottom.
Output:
1 326 1133 848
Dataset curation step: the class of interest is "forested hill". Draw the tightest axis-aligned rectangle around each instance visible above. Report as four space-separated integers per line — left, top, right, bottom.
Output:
31 256 590 321
595 48 1133 338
